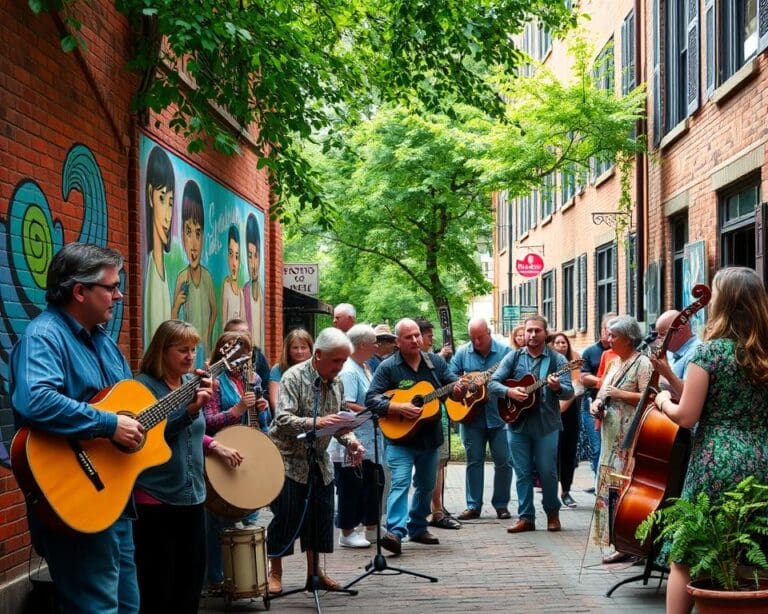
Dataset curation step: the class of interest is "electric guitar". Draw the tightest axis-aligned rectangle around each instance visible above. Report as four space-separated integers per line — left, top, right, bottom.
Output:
378 380 458 441
11 343 248 534
445 362 501 423
497 358 583 424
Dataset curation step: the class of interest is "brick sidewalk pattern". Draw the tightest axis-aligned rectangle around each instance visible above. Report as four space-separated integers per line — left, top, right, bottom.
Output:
201 462 665 613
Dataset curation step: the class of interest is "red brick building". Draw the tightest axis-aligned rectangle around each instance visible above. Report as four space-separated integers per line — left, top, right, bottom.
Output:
493 0 768 348
0 1 281 605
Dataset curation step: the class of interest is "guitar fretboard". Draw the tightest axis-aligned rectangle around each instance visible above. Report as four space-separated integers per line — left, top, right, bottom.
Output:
523 360 580 394
137 360 228 430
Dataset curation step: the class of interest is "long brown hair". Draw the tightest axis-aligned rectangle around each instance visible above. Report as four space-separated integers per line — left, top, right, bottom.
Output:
509 324 526 349
705 267 768 386
211 332 252 372
549 332 575 361
278 329 314 373
140 320 201 379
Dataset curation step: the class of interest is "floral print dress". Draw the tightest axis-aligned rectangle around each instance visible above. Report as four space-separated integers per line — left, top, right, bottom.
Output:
592 352 653 547
681 338 768 503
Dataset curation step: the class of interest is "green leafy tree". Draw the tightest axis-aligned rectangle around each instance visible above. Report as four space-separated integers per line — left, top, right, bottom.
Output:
28 0 577 217
288 37 645 330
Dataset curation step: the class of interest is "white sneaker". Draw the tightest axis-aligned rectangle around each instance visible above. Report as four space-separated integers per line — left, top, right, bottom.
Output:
365 526 384 543
338 531 371 548
234 521 246 530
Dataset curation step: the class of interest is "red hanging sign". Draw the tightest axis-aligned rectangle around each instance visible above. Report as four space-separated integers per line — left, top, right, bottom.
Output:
516 253 544 278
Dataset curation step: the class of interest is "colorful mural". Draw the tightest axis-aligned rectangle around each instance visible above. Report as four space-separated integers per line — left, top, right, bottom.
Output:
0 144 123 457
139 135 265 365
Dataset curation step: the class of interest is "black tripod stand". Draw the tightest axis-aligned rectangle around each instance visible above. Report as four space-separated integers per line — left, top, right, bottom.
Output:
343 412 438 589
269 410 357 612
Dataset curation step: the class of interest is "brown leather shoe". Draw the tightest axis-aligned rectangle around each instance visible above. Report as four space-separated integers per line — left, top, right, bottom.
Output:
268 571 282 595
409 530 440 544
380 532 402 555
457 508 481 520
546 511 561 532
506 518 535 533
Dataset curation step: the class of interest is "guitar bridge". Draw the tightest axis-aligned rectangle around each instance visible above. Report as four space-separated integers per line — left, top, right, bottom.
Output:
68 440 105 492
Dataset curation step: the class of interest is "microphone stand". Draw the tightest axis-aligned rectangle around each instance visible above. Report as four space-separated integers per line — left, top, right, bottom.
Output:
269 383 357 613
343 409 438 590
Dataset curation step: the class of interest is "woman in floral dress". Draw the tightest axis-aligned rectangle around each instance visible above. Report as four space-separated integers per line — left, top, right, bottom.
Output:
589 315 653 561
654 267 768 614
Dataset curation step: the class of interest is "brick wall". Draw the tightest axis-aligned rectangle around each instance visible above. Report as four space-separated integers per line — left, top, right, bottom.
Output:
0 0 279 591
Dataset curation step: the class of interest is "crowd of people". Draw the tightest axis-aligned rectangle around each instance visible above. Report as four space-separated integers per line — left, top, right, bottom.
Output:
9 242 768 614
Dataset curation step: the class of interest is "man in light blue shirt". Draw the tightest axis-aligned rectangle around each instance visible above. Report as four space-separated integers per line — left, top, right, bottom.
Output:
651 309 702 399
10 243 144 613
451 318 513 521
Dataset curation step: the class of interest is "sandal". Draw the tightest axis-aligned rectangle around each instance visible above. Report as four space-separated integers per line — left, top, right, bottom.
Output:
429 513 462 529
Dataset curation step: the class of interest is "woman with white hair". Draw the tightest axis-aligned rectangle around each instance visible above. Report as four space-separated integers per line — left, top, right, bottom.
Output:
589 315 653 563
330 324 385 548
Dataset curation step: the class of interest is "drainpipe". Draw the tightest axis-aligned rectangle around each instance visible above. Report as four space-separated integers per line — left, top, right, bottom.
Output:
635 0 646 320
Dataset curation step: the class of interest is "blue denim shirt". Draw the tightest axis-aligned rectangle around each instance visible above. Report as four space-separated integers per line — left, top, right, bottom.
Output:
134 373 207 506
10 306 130 437
488 347 573 437
450 338 512 429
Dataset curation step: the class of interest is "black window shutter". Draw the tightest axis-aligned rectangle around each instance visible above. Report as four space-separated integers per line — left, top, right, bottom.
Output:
687 0 700 116
760 0 768 53
652 0 662 146
756 203 768 286
705 0 716 97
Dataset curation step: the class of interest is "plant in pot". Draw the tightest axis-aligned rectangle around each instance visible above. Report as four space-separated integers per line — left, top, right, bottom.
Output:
636 476 768 612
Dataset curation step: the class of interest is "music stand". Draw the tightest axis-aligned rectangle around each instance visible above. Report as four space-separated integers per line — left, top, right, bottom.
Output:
343 410 438 590
268 406 358 612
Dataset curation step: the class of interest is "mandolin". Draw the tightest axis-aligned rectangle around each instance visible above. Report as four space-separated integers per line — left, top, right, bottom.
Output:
497 359 583 424
11 342 248 534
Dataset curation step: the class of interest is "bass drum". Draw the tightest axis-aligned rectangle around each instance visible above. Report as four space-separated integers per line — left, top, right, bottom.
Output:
205 425 285 520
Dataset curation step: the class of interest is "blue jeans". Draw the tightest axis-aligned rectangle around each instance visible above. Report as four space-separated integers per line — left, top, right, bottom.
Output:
385 444 438 538
460 422 513 510
31 514 138 613
507 429 560 522
581 395 601 474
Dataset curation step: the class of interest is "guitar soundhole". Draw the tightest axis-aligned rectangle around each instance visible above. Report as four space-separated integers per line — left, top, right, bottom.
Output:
412 396 424 408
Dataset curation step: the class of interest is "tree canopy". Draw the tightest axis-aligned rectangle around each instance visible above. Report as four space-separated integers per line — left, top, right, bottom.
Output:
30 0 577 216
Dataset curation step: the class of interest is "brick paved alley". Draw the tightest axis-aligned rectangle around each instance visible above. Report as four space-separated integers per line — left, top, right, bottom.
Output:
201 462 665 613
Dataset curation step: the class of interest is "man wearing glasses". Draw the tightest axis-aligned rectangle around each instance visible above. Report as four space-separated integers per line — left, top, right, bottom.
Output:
451 318 513 521
10 243 144 613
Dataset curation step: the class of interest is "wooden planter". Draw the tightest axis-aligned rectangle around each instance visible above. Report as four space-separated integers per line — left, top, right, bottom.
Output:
687 579 768 613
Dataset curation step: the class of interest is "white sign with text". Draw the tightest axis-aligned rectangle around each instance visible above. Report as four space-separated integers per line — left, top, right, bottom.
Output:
283 263 319 296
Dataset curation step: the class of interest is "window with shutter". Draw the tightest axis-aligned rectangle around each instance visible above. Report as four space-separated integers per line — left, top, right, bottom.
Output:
687 0 700 115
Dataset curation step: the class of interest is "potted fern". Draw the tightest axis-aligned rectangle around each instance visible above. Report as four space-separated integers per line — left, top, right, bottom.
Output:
636 476 768 612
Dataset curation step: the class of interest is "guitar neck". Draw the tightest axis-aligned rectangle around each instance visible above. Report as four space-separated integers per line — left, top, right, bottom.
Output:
524 362 575 394
422 381 457 404
137 360 226 430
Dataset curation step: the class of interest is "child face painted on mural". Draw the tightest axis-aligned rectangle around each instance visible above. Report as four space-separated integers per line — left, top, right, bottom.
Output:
150 185 173 248
247 241 260 283
228 237 240 279
183 219 202 269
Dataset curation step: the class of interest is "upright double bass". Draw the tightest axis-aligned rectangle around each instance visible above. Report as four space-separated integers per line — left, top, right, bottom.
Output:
611 284 711 556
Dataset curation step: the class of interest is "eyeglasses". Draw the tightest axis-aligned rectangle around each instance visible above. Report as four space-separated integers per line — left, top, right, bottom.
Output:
87 282 123 295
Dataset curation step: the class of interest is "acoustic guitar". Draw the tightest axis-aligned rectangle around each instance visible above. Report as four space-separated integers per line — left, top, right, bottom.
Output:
11 342 248 534
497 359 583 424
378 380 457 441
445 362 501 423
611 284 710 557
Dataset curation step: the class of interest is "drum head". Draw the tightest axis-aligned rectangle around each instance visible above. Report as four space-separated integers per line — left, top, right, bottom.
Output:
206 426 285 511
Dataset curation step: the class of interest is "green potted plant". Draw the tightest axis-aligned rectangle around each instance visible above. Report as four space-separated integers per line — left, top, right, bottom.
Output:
636 476 768 612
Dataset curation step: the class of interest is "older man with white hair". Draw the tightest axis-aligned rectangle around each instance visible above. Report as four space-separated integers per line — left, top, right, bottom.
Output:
451 317 513 521
651 309 701 399
333 303 356 333
266 328 365 594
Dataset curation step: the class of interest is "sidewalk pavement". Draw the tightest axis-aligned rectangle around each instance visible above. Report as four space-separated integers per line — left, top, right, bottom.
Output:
201 462 665 613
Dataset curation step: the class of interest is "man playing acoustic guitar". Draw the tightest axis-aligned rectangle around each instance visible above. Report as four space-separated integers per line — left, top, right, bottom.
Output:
10 243 144 613
366 318 464 555
489 314 573 534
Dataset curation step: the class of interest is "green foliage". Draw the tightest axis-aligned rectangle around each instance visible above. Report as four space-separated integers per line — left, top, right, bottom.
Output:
29 0 577 218
636 477 768 591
